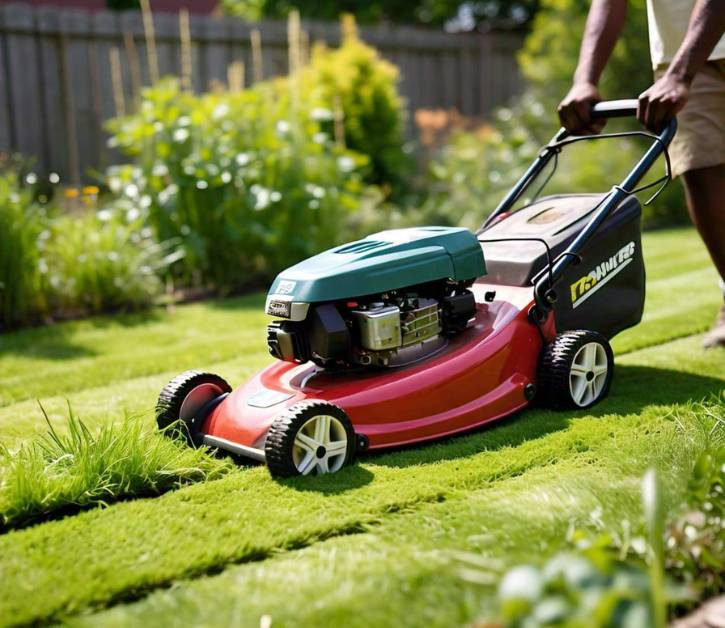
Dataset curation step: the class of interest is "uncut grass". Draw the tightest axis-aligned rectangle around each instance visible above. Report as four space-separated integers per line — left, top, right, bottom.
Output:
79 405 720 628
0 409 232 530
0 229 718 448
0 335 721 626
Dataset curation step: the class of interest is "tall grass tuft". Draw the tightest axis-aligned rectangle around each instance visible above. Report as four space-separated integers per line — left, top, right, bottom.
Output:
0 405 232 530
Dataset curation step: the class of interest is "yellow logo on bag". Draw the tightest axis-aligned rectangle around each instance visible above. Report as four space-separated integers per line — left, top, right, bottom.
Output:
570 241 636 308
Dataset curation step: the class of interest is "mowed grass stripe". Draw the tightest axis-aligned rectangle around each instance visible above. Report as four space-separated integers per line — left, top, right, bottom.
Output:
77 410 712 628
0 294 268 407
0 229 717 409
1 335 722 626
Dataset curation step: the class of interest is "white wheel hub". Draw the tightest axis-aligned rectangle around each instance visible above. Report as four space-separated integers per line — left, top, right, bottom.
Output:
292 415 348 475
569 342 609 407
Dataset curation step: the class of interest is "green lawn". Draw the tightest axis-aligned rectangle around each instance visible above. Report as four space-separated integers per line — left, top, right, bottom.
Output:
0 228 722 627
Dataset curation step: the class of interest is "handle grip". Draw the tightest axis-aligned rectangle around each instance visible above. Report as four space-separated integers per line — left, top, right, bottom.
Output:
591 99 639 119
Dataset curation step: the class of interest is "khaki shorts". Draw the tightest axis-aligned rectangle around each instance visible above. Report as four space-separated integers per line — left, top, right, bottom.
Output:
654 59 725 177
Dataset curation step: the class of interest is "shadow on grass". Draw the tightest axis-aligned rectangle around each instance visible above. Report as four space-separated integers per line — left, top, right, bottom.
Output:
359 364 723 471
0 308 166 360
206 293 267 311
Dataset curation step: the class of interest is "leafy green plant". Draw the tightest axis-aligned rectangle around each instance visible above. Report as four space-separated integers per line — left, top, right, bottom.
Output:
422 94 687 231
664 400 724 613
465 398 724 627
298 17 410 190
40 201 183 318
0 160 48 328
0 405 232 530
107 76 377 290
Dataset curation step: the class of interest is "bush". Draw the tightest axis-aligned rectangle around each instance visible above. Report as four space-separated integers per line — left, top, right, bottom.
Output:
422 95 687 231
40 201 182 318
298 17 410 191
419 0 687 230
107 76 379 290
0 158 177 328
0 160 48 328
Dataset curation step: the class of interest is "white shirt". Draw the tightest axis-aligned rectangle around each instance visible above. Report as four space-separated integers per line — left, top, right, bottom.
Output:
646 0 725 68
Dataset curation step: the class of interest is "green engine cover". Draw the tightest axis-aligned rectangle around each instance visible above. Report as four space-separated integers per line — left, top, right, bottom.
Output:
267 227 486 303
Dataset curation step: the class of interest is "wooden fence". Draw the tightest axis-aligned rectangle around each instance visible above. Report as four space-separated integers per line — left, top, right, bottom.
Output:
0 2 525 182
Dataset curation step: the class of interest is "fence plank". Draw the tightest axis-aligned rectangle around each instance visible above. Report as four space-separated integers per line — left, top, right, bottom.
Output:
36 7 69 179
0 3 524 179
4 4 45 162
0 8 14 153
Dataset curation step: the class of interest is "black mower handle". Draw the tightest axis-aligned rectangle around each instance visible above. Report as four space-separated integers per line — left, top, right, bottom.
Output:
479 99 678 315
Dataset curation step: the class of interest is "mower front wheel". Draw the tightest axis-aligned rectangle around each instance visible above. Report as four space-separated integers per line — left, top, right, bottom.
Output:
265 401 356 478
156 370 232 443
538 330 614 409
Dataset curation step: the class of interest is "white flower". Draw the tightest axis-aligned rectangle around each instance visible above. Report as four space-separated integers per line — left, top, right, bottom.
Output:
311 107 333 121
49 172 60 184
213 103 229 119
177 115 191 127
124 183 139 199
97 209 114 222
276 120 291 135
313 132 328 144
497 107 513 122
25 173 38 185
305 184 325 199
221 172 232 184
152 163 168 177
196 180 209 190
126 207 141 221
173 128 190 143
236 153 251 166
337 156 356 173
253 186 271 210
107 251 119 262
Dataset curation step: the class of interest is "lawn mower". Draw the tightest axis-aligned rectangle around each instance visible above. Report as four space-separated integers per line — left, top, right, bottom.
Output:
156 100 676 478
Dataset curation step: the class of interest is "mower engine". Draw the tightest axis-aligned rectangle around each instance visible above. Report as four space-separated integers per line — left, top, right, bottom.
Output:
265 227 486 369
268 285 476 368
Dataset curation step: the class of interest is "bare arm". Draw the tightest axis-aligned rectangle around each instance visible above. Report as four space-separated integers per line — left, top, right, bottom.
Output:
558 0 628 134
639 0 725 131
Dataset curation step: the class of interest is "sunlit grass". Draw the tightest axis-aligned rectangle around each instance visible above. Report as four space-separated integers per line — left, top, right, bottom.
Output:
0 405 232 530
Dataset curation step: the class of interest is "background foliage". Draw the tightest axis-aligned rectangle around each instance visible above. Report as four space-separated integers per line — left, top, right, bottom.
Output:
221 0 539 29
422 0 688 231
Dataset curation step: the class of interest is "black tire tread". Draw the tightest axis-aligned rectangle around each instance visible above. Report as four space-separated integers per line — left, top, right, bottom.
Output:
538 330 614 410
156 370 232 436
265 401 355 478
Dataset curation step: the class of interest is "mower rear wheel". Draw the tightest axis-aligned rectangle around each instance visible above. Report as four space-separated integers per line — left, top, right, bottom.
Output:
265 401 356 478
156 370 232 442
538 330 613 409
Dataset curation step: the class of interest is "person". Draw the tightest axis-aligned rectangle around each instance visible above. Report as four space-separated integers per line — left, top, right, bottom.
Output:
558 0 725 348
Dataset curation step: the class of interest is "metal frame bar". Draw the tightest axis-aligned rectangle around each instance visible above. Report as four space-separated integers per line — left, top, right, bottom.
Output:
478 99 677 312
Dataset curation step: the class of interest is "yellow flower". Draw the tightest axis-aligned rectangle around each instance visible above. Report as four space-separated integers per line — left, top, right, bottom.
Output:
82 186 100 196
64 188 79 199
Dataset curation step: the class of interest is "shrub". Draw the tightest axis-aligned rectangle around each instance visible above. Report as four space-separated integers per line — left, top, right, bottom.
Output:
420 0 687 230
422 95 687 231
40 201 183 318
0 157 178 328
298 17 410 190
0 405 233 530
107 78 377 290
0 161 47 328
